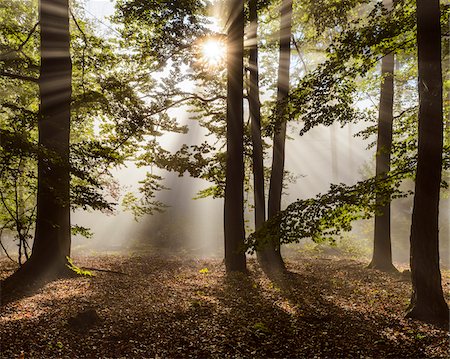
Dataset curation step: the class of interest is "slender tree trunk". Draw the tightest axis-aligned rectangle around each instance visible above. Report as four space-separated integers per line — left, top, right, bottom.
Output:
330 123 338 183
248 0 265 231
247 0 270 267
441 36 450 268
224 0 246 273
33 0 72 272
347 124 353 183
264 0 293 271
406 0 449 327
369 0 397 272
368 0 397 273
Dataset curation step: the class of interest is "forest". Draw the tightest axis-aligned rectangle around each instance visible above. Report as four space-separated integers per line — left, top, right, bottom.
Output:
0 0 449 357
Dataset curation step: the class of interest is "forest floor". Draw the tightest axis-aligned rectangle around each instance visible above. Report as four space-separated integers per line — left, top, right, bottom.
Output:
0 253 449 358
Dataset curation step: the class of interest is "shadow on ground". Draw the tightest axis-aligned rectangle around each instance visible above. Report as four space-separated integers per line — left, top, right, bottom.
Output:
0 255 448 358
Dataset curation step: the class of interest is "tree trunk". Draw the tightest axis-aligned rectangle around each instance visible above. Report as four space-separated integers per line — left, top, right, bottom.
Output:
406 0 449 327
1 0 72 294
442 34 450 269
264 0 293 271
248 0 265 231
224 0 246 273
330 123 338 183
33 0 72 270
369 50 397 272
347 124 353 183
248 0 268 264
369 0 397 273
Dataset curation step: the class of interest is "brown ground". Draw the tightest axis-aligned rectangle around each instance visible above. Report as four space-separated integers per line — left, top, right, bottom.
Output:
0 254 449 358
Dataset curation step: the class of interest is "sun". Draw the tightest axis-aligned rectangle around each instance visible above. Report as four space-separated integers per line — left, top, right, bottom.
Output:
200 39 226 67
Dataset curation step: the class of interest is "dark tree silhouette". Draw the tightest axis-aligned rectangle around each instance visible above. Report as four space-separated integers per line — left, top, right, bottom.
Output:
264 0 293 271
369 0 398 273
2 0 72 289
224 0 246 273
248 0 269 267
248 0 265 232
406 0 449 327
33 0 72 270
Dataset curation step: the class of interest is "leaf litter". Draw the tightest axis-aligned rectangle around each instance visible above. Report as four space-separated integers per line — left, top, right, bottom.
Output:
0 254 449 358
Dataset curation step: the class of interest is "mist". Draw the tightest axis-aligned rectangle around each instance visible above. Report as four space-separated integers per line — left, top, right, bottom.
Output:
1 0 448 269
69 116 450 267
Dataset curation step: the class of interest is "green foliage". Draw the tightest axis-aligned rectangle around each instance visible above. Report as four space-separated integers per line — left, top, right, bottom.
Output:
1 0 205 252
66 256 94 277
303 0 371 33
288 0 416 134
121 173 168 220
71 225 93 239
1 0 448 263
247 171 410 252
114 0 210 67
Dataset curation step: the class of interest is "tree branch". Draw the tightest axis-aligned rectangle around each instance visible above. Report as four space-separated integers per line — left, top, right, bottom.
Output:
0 22 39 60
0 71 38 83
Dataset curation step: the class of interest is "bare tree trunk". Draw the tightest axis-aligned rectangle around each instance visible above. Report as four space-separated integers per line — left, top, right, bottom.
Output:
330 123 338 183
406 0 449 327
224 0 246 273
248 0 270 267
248 0 265 231
31 0 72 272
264 0 293 271
1 0 72 292
347 124 353 182
369 0 397 273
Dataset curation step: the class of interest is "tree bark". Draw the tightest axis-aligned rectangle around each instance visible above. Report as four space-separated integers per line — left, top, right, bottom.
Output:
264 0 293 271
369 0 397 272
406 0 449 327
1 0 72 294
248 0 269 266
330 123 338 183
224 0 246 273
369 50 397 272
248 0 265 231
33 0 72 272
347 124 354 182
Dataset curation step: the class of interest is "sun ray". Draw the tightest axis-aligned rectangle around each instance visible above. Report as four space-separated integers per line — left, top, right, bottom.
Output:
200 38 226 67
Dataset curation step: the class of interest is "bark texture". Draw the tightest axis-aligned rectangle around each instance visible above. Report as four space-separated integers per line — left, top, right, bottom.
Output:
406 0 449 327
369 54 397 272
262 0 293 272
31 0 72 273
224 0 246 273
1 0 73 294
330 123 338 183
248 0 265 232
369 0 397 273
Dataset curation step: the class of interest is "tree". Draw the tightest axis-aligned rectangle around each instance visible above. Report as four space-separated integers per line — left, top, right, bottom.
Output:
262 0 293 271
1 0 149 285
31 0 72 273
248 0 268 262
369 0 398 273
224 0 246 272
2 0 73 284
246 1 427 254
248 0 265 232
406 0 449 327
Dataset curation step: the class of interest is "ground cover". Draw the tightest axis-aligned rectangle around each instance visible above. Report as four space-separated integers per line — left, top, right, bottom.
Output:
1 254 449 358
